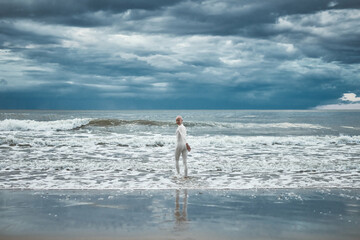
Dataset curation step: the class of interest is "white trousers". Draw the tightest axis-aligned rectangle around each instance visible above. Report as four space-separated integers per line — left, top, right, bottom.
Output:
175 145 188 177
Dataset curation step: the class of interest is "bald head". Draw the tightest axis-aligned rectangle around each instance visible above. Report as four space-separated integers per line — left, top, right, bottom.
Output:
176 115 183 125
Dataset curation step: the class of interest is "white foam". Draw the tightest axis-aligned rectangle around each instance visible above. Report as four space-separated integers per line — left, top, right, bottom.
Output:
2 133 359 148
0 118 92 131
1 133 359 190
0 118 329 132
219 122 329 129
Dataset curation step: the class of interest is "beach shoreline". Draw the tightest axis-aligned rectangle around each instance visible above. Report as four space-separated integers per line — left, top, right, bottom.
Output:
1 188 359 240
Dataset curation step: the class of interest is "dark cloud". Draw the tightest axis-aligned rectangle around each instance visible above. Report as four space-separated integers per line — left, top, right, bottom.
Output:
159 0 360 64
0 79 8 85
21 47 156 78
0 0 182 18
0 0 359 109
0 0 182 28
0 21 61 48
144 0 360 35
1 0 358 30
0 77 342 110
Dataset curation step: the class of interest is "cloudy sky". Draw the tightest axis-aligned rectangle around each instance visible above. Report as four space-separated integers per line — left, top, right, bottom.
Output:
0 0 360 109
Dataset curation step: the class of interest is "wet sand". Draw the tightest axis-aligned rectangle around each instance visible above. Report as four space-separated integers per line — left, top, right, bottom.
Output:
0 189 359 240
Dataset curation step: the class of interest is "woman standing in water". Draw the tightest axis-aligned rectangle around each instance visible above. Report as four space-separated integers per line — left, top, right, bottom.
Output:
175 116 191 177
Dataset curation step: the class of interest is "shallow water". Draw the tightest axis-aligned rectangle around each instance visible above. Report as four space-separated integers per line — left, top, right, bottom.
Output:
0 189 359 240
1 110 359 189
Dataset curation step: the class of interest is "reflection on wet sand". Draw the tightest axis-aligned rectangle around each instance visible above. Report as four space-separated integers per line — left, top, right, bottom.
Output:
174 189 188 231
1 189 360 240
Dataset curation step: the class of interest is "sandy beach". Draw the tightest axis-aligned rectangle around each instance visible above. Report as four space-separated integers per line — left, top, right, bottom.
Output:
0 189 359 240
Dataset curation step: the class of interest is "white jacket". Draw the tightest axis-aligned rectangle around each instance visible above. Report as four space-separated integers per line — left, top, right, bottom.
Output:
176 124 187 147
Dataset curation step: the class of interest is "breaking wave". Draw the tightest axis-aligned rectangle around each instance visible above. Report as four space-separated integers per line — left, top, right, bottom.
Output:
0 118 329 131
1 133 359 148
86 119 172 127
0 118 92 131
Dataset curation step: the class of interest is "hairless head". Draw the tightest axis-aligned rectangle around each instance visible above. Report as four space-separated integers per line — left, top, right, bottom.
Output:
176 115 183 125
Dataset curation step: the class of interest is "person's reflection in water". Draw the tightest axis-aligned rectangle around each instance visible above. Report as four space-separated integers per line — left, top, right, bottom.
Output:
174 189 188 231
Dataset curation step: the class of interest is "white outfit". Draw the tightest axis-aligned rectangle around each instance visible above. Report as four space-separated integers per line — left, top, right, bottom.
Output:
175 124 188 177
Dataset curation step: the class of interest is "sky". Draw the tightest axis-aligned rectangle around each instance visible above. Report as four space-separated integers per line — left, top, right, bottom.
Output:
0 0 360 110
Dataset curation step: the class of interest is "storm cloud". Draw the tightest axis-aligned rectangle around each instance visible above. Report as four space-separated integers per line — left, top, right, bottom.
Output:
0 0 359 109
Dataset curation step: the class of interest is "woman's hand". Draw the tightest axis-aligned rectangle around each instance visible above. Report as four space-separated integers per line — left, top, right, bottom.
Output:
186 143 191 152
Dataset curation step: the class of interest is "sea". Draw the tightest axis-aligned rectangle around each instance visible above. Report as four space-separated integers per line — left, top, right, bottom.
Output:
0 110 359 190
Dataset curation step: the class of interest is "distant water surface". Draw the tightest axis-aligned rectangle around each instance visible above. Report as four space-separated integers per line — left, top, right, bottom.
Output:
0 110 359 189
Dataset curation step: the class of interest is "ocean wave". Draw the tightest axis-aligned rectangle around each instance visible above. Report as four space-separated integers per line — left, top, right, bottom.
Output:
0 118 331 131
0 118 91 131
80 119 330 130
1 134 359 190
341 125 360 130
194 135 360 147
1 133 359 148
86 119 173 127
84 119 223 128
223 122 329 129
